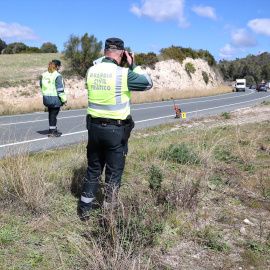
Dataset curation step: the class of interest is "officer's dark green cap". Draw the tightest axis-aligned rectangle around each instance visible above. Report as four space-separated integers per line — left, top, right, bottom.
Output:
52 59 61 66
105 38 124 50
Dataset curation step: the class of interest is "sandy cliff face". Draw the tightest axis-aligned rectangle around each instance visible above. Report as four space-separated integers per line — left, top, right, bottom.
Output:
144 58 224 91
0 58 224 108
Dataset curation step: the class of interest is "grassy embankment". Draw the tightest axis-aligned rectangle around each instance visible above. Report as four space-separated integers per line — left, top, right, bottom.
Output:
0 103 270 269
0 53 232 115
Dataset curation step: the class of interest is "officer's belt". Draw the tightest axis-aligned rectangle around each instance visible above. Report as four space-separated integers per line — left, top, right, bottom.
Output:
90 117 127 126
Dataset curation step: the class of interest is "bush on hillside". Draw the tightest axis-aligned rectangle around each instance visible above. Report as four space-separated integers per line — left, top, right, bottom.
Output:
40 42 58 53
181 47 200 59
185 62 196 75
63 33 102 76
160 45 186 63
135 52 159 69
160 46 215 66
19 47 42 54
198 49 216 66
2 42 28 54
202 71 209 84
0 38 7 53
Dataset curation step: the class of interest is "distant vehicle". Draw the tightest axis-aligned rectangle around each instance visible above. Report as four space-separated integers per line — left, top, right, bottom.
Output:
266 82 270 89
257 84 267 92
249 84 256 89
235 79 246 92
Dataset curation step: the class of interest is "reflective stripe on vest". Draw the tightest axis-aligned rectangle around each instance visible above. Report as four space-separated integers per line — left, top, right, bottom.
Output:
41 71 59 96
86 63 131 120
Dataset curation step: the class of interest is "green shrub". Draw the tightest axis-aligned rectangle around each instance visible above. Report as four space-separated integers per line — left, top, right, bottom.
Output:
181 47 200 59
221 112 230 119
135 52 159 69
160 45 186 63
40 42 58 53
160 46 216 66
19 47 41 54
194 226 231 251
185 62 196 74
3 42 28 54
148 165 164 191
198 49 216 66
202 71 209 84
0 38 7 53
215 149 238 164
261 100 270 105
63 33 102 76
247 240 265 253
161 143 200 165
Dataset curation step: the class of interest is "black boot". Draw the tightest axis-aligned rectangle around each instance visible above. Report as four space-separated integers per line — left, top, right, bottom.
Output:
48 128 62 137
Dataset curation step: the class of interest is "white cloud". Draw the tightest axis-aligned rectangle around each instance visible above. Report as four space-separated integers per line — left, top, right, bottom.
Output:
219 44 245 59
247 18 270 36
130 0 190 28
191 5 217 20
0 21 43 42
231 28 257 47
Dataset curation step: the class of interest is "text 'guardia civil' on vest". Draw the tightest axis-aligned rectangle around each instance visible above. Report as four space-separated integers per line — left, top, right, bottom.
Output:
89 73 113 78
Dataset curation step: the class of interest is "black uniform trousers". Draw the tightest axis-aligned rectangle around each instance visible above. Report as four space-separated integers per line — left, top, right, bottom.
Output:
48 107 60 127
80 122 128 213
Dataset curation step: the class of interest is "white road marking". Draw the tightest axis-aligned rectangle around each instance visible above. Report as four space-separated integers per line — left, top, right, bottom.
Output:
0 114 85 127
0 130 88 148
132 90 255 111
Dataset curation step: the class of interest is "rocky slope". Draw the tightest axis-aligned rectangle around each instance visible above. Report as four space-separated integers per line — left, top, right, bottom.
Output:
0 58 224 111
145 58 224 91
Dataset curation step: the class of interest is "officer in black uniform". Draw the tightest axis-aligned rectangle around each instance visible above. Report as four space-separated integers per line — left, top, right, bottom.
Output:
80 38 153 218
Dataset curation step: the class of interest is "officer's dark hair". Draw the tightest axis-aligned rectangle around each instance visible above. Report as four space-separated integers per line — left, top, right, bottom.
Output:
48 62 56 73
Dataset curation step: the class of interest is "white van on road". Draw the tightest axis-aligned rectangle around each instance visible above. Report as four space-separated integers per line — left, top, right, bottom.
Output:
235 79 246 92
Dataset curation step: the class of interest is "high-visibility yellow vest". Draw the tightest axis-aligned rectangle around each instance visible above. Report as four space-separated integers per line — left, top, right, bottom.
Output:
41 70 60 97
86 63 131 120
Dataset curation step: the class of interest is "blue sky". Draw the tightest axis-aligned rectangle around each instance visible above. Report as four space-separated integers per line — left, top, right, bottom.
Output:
0 0 269 62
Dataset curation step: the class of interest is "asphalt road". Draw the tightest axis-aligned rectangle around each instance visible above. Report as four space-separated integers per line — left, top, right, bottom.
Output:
1 88 270 158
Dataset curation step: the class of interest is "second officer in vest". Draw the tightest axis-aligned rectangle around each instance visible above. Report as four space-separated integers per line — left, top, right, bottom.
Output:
80 37 153 217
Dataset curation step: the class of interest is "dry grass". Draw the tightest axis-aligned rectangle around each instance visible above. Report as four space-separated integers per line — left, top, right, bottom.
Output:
0 85 231 116
131 85 232 103
0 53 66 83
0 96 88 115
1 104 269 269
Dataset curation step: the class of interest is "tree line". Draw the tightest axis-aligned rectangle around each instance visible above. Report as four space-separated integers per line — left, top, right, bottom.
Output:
218 53 270 84
1 33 216 79
0 38 58 54
62 33 216 77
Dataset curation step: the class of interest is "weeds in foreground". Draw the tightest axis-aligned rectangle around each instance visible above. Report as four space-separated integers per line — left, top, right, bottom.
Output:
261 100 270 105
0 114 270 269
221 111 230 119
193 226 232 251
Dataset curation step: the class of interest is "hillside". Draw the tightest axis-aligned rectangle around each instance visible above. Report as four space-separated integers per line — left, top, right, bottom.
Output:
218 52 270 84
146 58 223 90
0 53 226 115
